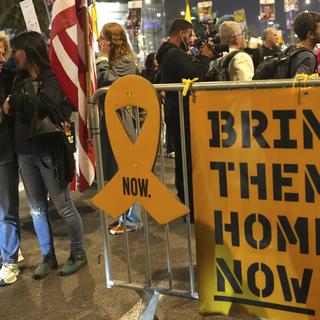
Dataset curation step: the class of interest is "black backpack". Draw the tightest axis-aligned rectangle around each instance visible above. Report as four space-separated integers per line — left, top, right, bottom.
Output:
253 47 311 80
206 50 242 81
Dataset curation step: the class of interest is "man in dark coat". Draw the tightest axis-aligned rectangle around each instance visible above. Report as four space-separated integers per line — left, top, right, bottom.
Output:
157 19 213 221
252 27 281 69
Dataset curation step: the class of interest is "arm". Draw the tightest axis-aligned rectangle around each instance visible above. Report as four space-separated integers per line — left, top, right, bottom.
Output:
96 56 137 88
96 59 119 87
167 48 211 81
7 71 63 121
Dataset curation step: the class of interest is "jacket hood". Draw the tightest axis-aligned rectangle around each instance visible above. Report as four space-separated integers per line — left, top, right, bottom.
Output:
156 42 178 64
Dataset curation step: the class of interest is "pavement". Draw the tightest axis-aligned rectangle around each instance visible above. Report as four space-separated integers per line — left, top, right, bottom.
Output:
0 156 242 320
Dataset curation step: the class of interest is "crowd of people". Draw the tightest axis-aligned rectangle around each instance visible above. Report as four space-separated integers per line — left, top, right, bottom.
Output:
0 10 319 287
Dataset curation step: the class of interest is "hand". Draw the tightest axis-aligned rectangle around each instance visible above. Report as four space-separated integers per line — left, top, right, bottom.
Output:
62 121 71 133
200 44 214 59
2 97 11 115
100 40 110 56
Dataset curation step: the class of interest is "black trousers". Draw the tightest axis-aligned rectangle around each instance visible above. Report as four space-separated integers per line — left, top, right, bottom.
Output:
164 98 194 221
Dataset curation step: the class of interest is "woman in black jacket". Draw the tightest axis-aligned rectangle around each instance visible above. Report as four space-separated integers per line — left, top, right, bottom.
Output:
3 32 86 280
141 52 159 84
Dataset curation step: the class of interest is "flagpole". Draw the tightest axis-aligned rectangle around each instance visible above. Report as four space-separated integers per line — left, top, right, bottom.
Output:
83 4 93 140
42 0 51 24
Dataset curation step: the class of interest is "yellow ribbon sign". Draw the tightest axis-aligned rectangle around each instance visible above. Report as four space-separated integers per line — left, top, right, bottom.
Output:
92 75 189 224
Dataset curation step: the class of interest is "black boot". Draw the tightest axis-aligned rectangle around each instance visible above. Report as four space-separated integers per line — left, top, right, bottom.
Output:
33 252 58 279
59 251 87 277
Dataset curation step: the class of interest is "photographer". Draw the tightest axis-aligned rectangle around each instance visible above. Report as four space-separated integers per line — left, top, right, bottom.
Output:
157 18 213 222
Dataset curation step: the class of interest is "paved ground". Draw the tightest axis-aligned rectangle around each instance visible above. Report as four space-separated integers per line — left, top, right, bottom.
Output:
0 157 244 320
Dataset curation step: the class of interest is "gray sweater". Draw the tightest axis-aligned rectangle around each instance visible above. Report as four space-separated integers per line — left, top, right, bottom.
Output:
96 55 138 88
289 50 317 77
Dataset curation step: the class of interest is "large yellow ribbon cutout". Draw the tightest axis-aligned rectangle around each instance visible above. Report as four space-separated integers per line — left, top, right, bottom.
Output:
92 75 189 224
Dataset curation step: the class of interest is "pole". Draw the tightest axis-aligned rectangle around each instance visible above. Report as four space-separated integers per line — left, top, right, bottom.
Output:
162 0 166 39
42 0 51 24
83 4 94 139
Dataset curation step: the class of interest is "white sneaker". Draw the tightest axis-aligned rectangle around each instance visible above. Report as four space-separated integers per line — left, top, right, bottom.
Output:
18 249 24 263
0 263 19 286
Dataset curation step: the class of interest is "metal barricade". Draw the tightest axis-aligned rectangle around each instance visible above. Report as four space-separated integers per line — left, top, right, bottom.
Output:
90 78 320 319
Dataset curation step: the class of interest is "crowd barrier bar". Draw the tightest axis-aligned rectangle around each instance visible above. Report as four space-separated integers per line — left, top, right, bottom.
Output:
90 78 320 318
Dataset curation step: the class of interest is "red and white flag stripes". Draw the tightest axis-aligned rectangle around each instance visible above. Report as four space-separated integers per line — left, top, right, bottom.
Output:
50 0 96 191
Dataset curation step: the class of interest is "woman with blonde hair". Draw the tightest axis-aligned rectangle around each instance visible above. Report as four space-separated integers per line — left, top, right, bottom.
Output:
0 31 21 286
96 22 141 235
97 22 138 86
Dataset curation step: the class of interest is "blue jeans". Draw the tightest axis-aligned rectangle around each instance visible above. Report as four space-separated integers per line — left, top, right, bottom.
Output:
19 153 84 256
0 160 20 263
118 203 142 227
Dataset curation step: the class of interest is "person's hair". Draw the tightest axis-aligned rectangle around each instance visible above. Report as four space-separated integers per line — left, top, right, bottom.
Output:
144 52 156 70
0 31 9 55
168 18 193 37
294 11 320 41
101 22 134 62
219 21 241 45
262 27 276 41
10 31 51 74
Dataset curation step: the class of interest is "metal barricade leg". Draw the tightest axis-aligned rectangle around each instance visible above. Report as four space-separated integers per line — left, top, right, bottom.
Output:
134 107 153 286
90 101 113 288
178 91 196 296
158 100 173 289
139 290 160 320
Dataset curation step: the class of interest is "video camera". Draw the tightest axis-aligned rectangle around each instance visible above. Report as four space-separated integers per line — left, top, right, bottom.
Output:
192 19 229 56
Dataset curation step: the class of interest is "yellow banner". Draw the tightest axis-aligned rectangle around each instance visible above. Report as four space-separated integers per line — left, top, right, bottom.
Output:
190 87 320 319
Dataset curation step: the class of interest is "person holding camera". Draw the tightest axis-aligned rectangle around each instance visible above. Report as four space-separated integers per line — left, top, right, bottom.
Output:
156 18 213 222
2 31 87 280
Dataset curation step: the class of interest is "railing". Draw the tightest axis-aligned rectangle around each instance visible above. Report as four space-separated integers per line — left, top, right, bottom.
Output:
90 78 320 318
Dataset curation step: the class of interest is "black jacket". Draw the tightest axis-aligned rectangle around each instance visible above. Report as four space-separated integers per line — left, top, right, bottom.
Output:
157 42 210 84
9 69 64 154
252 45 282 69
0 71 15 163
156 42 210 112
141 68 159 84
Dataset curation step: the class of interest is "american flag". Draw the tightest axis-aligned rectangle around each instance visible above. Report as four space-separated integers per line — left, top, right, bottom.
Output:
50 0 97 192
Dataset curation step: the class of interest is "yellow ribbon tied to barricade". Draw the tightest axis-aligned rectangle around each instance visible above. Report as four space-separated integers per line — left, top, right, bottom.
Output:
182 77 199 96
92 75 189 224
293 73 319 104
293 72 319 87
